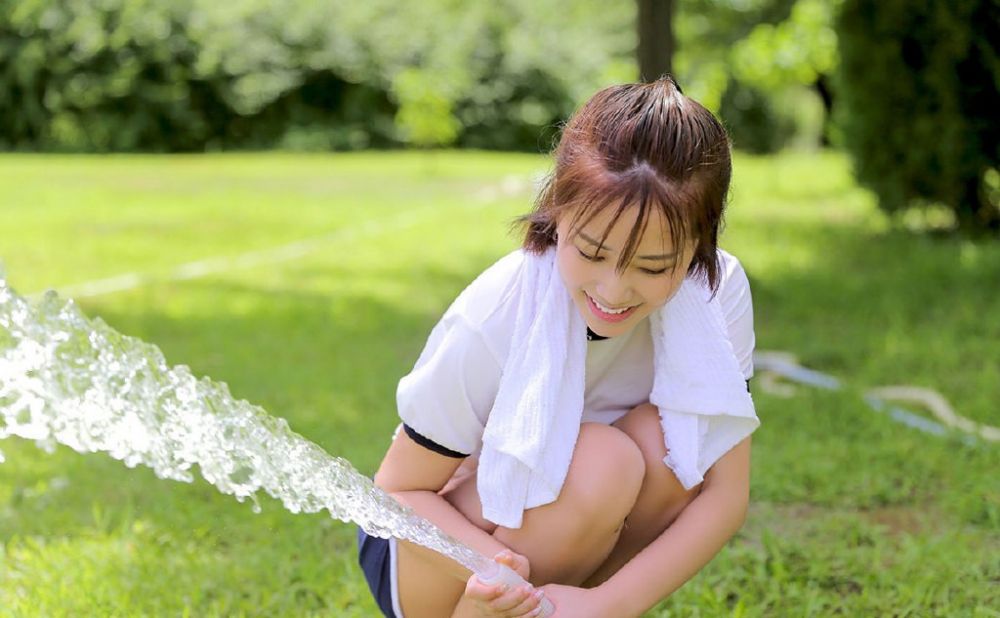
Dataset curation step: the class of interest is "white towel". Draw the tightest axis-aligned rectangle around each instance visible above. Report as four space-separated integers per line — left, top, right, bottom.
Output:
478 248 759 529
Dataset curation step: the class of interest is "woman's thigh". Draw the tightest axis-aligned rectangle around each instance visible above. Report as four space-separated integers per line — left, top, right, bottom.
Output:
396 423 646 615
395 539 466 618
396 459 489 618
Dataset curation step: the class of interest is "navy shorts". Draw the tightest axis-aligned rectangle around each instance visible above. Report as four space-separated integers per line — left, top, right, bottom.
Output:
357 526 398 618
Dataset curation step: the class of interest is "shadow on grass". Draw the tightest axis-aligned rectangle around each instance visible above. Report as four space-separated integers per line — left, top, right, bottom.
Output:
748 214 1000 406
745 220 999 528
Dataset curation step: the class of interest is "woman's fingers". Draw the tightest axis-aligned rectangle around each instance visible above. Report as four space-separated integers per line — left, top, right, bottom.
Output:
463 574 497 601
487 584 543 616
507 587 546 616
465 573 546 617
494 550 531 580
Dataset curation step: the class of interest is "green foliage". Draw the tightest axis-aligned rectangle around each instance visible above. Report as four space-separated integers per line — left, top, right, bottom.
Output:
730 0 840 90
836 0 1000 233
719 80 796 153
392 68 461 148
676 0 798 110
677 0 829 153
0 0 634 152
0 0 204 151
0 0 853 154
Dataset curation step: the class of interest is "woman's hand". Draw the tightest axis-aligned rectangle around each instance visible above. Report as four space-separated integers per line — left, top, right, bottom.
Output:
463 550 547 617
535 583 616 618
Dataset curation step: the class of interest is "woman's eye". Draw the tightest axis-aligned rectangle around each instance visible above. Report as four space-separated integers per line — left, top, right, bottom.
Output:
641 262 678 276
578 247 672 275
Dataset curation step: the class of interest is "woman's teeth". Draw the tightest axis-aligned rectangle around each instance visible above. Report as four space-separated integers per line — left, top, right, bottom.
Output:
589 295 632 314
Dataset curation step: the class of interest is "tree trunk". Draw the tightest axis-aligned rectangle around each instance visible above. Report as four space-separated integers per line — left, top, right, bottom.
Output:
637 0 676 82
813 74 834 147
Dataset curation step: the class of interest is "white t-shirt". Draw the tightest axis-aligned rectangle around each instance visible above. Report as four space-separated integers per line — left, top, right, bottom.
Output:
396 248 755 457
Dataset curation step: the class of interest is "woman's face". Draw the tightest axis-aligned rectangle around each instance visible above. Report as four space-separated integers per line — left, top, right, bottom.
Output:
555 205 695 338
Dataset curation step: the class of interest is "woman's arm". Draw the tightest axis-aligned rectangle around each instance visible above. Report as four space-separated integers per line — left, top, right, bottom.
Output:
374 429 511 582
592 436 752 617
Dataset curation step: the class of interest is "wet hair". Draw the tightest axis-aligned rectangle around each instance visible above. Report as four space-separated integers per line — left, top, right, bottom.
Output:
514 75 732 292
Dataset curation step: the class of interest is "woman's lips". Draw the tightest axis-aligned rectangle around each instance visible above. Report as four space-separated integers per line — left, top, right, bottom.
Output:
585 293 639 323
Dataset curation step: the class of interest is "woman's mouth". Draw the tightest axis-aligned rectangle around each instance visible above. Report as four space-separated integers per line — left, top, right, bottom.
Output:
585 293 639 323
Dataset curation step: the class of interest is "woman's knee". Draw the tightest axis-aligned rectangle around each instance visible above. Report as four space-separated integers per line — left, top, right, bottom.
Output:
563 422 645 524
483 424 646 586
614 403 702 516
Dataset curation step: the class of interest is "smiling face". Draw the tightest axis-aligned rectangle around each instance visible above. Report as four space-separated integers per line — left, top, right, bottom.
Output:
555 204 696 338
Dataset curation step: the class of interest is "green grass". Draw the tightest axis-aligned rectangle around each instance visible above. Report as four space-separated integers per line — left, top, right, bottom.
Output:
0 151 997 616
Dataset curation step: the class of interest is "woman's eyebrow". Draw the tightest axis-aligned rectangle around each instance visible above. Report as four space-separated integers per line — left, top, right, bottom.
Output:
576 231 678 261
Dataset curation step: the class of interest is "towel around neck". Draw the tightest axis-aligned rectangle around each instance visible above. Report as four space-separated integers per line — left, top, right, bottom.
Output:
477 247 759 529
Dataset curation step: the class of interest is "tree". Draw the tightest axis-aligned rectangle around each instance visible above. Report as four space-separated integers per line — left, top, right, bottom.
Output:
837 0 1000 234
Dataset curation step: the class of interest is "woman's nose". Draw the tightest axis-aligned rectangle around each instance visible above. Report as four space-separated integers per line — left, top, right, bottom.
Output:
595 270 632 304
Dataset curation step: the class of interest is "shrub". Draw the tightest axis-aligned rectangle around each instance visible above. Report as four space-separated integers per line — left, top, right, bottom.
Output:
719 80 796 154
0 0 633 153
836 0 1000 233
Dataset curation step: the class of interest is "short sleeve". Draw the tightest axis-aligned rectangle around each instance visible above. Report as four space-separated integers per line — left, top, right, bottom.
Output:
716 253 755 380
395 313 501 456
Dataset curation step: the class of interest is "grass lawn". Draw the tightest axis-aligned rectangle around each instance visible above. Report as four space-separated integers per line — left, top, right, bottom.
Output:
0 150 997 616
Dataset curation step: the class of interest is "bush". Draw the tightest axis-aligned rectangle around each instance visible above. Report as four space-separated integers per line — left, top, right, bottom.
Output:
0 0 207 151
719 80 796 154
836 0 1000 233
0 0 633 153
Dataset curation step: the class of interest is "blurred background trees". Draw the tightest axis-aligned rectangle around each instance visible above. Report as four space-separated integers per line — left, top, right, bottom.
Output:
0 0 634 152
836 0 1000 234
0 0 996 233
0 0 841 155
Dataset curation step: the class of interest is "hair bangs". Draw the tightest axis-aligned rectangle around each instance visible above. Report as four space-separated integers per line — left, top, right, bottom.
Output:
514 76 732 292
564 168 696 276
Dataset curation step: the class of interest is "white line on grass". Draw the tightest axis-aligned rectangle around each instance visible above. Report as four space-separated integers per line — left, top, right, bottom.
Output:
41 173 539 300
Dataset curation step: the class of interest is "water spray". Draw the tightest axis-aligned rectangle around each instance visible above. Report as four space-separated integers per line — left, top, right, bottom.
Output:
0 276 553 616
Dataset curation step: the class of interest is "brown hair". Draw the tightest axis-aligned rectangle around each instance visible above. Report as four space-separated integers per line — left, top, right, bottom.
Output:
514 75 732 292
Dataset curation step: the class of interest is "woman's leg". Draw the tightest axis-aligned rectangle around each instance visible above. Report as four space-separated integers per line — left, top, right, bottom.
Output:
492 422 646 586
394 457 484 618
582 403 704 588
396 422 647 617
